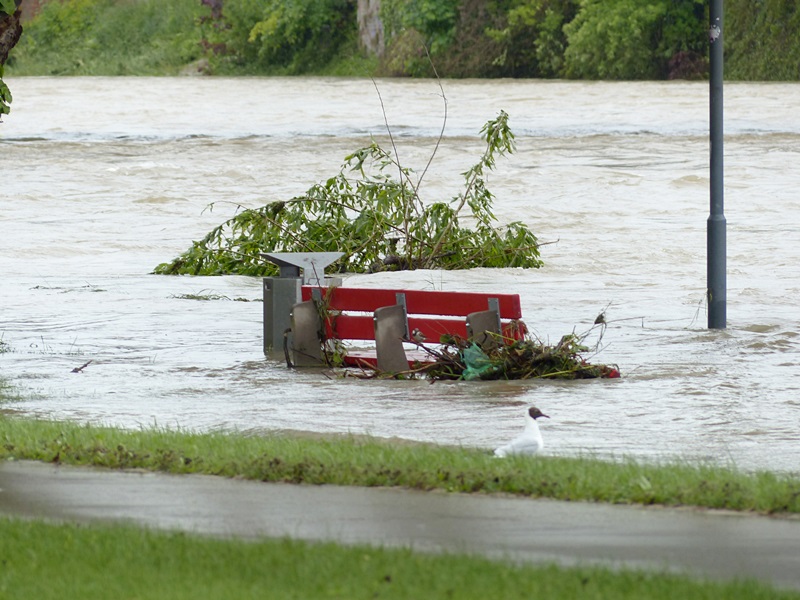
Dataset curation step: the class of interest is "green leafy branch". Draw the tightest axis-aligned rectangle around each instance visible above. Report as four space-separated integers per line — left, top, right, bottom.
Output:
154 111 543 277
0 0 16 17
0 65 11 118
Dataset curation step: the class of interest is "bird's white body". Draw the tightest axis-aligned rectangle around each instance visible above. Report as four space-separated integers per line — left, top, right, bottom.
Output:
494 407 547 457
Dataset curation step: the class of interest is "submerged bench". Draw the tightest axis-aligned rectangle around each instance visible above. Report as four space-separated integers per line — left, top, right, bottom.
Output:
288 285 527 372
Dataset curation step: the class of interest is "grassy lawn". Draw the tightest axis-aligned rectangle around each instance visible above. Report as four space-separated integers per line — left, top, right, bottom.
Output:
1 516 797 600
1 416 799 514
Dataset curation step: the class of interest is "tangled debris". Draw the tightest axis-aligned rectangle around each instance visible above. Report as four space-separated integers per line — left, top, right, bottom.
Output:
339 330 620 381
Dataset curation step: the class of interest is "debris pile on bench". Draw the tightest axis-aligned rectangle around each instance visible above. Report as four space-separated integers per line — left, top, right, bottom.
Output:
409 332 621 381
286 284 619 381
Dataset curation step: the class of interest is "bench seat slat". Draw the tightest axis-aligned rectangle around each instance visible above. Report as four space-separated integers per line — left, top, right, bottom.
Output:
325 315 524 342
324 315 470 341
339 350 434 370
302 286 522 319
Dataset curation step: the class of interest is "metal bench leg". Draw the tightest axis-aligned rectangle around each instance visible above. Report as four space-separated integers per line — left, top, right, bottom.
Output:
263 277 302 355
374 304 410 373
290 300 324 366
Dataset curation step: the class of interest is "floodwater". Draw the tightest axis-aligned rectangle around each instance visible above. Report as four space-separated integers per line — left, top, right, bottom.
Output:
1 77 799 473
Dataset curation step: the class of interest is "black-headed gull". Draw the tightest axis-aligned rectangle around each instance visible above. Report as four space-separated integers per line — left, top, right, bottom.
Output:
494 406 549 457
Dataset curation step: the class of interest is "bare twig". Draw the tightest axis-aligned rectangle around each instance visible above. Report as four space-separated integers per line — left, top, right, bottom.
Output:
414 46 448 198
371 78 405 193
71 360 92 373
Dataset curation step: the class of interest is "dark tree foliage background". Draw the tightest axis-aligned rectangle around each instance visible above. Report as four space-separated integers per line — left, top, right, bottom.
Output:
5 0 800 80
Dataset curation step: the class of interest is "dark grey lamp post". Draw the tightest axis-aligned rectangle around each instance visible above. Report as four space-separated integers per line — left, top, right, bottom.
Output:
707 0 726 328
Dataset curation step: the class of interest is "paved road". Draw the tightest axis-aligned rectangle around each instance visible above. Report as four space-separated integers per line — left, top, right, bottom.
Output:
2 460 800 590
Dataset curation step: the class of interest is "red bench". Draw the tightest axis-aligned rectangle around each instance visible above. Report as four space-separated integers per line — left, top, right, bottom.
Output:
288 285 527 372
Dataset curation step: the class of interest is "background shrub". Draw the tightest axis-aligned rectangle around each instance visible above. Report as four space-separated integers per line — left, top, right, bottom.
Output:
10 0 203 75
6 0 800 80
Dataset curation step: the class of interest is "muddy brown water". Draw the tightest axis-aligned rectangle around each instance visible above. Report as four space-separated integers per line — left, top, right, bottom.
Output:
1 77 800 472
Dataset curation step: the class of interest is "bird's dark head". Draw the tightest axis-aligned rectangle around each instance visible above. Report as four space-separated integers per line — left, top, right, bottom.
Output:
529 406 549 420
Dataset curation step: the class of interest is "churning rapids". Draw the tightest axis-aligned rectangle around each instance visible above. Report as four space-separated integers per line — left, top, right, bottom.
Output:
1 77 799 473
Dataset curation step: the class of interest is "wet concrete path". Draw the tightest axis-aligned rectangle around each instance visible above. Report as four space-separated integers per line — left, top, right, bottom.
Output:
2 460 800 590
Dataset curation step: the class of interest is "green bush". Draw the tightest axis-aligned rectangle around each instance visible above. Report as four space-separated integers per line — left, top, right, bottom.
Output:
10 0 203 75
382 0 459 53
726 0 800 80
657 0 707 79
402 0 706 80
380 0 460 76
563 0 706 80
205 0 263 73
564 0 667 79
242 0 357 74
421 0 506 78
485 0 578 78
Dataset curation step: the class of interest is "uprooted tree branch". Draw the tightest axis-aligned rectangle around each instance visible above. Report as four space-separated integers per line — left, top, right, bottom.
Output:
155 109 543 277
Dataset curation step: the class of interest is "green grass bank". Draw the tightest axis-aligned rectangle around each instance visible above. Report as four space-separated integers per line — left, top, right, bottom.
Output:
2 516 797 600
1 416 799 514
1 372 799 599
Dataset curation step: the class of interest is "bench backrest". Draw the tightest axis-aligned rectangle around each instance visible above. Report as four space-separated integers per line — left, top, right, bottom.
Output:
300 285 524 342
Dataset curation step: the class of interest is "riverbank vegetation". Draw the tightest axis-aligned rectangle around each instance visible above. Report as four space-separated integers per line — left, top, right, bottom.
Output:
5 0 800 80
2 416 799 514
